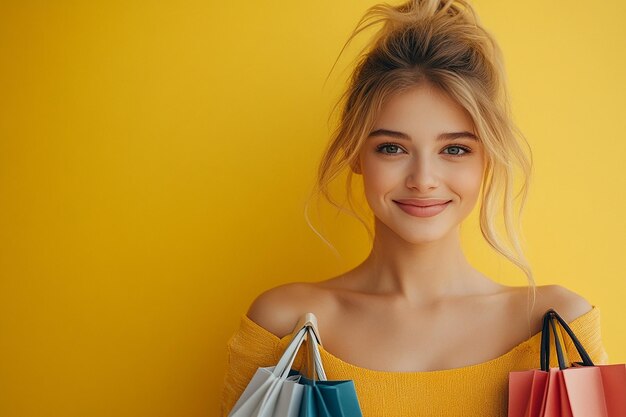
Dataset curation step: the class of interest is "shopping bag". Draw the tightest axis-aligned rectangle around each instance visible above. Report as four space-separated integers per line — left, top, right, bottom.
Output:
508 308 626 417
297 324 363 417
228 313 363 417
508 370 549 417
298 376 362 417
228 323 310 417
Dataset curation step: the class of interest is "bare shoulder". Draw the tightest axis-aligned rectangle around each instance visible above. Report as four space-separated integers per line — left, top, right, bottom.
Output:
536 284 593 323
246 282 339 339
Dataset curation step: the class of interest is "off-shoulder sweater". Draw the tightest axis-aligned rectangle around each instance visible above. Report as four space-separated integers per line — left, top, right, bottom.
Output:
220 305 608 417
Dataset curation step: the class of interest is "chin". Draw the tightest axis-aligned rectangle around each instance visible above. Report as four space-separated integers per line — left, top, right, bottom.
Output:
389 222 457 245
400 231 451 245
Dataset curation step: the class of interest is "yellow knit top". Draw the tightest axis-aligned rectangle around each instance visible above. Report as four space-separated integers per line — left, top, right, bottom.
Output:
221 306 608 417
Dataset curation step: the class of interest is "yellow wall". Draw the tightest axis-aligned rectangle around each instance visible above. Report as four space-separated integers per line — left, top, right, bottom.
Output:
1 1 624 416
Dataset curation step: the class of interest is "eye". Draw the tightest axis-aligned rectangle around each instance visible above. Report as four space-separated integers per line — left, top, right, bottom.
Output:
375 143 406 155
442 145 472 157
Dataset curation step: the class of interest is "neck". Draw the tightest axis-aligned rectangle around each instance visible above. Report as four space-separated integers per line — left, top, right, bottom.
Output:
356 217 497 305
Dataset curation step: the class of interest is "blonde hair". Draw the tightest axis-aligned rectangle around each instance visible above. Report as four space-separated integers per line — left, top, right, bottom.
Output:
304 0 536 312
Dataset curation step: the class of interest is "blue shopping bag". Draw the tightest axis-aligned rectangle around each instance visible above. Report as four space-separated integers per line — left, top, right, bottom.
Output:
296 318 363 417
298 376 362 417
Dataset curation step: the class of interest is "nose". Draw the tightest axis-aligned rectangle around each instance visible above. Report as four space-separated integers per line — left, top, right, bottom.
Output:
405 156 440 192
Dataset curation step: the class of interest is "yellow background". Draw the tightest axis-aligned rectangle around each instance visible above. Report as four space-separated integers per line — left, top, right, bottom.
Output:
1 1 624 416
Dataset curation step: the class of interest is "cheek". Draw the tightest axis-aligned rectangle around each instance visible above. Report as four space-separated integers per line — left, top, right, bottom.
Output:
452 163 484 200
361 157 400 193
359 157 400 210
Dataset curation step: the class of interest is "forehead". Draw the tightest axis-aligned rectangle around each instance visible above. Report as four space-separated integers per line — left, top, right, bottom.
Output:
373 84 475 135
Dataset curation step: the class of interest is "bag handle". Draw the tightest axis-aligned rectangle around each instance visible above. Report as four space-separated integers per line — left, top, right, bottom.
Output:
293 312 322 346
291 313 327 382
548 309 594 367
273 325 310 378
549 316 567 370
310 325 327 380
540 309 552 371
296 313 327 382
273 312 327 380
540 308 595 371
301 326 327 382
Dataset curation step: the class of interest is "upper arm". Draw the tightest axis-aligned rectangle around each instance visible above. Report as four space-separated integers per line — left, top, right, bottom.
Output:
532 284 603 364
541 284 593 323
246 283 311 339
541 285 608 365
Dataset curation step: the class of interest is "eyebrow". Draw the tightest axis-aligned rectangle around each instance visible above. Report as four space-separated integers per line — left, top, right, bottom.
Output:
368 128 479 142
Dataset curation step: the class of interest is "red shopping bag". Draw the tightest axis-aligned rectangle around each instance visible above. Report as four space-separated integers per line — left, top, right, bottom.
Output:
508 308 626 417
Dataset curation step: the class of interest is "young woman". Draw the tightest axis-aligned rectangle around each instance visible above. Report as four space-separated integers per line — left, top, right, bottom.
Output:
221 1 608 415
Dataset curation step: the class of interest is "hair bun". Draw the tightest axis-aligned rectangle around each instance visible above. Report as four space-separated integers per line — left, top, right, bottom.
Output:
380 0 479 27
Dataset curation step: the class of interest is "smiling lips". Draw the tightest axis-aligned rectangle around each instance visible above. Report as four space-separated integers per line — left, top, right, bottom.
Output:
393 198 452 217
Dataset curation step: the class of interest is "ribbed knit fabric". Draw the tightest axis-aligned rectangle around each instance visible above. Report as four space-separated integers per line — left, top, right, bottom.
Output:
220 305 608 417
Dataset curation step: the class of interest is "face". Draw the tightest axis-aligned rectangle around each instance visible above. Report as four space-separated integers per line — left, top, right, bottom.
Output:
353 82 486 244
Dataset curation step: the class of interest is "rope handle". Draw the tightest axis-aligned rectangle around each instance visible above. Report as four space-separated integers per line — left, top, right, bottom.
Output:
540 308 594 371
